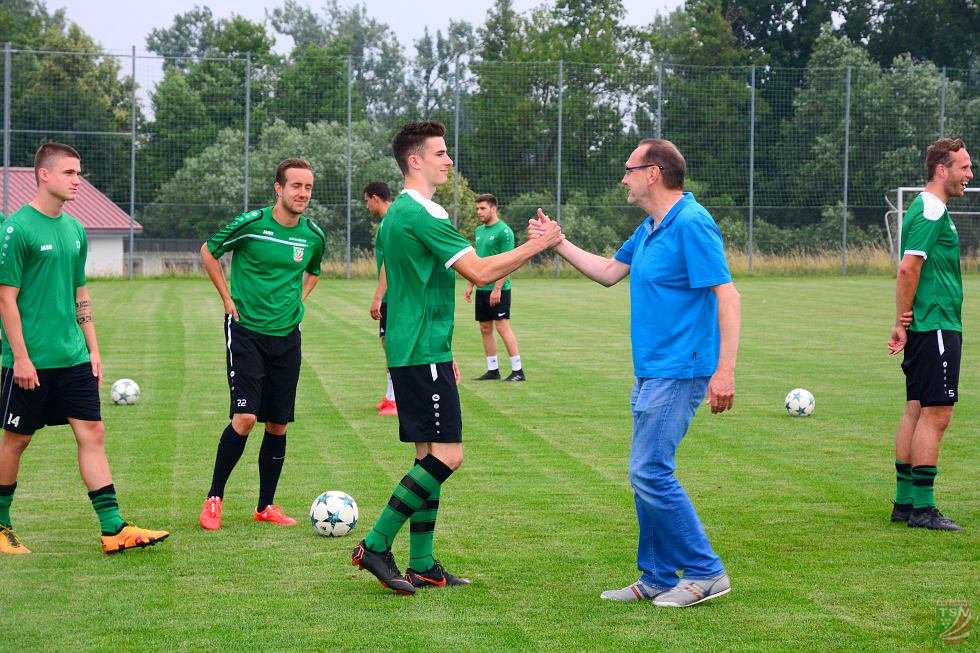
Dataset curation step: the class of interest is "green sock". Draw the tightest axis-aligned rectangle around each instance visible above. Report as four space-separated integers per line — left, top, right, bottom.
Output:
364 456 451 552
88 484 126 535
911 466 938 509
0 483 15 528
409 483 441 572
895 461 913 505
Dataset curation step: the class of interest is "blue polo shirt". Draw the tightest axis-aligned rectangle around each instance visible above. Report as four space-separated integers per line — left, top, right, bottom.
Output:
614 192 731 379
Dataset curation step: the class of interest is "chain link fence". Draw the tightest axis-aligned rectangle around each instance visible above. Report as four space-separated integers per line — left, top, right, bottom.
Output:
1 45 977 276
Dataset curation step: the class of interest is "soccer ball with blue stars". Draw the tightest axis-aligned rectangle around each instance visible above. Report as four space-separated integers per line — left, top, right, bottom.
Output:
784 388 815 417
110 378 140 405
310 491 358 537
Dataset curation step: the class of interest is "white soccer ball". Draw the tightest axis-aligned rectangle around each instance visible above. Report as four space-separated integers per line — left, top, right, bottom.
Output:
310 491 358 537
110 378 140 405
785 388 815 417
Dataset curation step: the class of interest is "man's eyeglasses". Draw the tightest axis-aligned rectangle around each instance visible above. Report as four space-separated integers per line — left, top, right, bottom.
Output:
625 163 663 173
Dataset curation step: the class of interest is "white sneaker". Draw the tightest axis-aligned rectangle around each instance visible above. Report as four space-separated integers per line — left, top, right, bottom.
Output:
653 574 731 607
600 580 666 601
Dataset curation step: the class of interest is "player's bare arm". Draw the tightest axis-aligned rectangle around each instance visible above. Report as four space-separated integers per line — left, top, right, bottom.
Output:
0 284 39 390
531 210 629 287
75 286 102 385
889 254 923 355
452 221 562 287
200 243 239 321
371 262 387 319
707 282 740 414
302 272 319 301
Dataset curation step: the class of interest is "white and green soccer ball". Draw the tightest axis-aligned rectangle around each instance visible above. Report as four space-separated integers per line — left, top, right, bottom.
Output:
110 378 140 405
310 491 358 537
785 388 815 417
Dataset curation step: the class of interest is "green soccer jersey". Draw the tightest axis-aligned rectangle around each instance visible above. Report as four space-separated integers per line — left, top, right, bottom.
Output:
380 189 473 367
0 205 89 369
206 207 326 337
901 192 962 332
373 217 388 303
474 219 515 291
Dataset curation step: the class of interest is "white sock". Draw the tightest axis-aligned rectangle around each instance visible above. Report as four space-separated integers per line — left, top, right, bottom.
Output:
386 372 395 401
510 355 522 371
486 356 499 371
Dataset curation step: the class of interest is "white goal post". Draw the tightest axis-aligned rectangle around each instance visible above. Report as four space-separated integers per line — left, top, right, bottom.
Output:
884 186 980 262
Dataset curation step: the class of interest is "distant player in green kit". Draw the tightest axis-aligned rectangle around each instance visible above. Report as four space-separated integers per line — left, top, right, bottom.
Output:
351 121 563 594
199 158 325 531
0 142 170 555
464 194 526 382
888 138 972 531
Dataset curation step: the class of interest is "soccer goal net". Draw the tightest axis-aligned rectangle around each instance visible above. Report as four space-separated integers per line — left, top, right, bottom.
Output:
885 187 980 262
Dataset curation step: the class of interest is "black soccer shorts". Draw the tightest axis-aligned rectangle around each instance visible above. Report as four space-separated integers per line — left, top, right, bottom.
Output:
902 329 961 406
388 362 462 443
0 363 101 435
224 317 302 423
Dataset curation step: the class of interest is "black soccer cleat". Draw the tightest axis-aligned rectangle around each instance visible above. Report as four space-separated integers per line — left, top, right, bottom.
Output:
474 369 501 381
890 502 913 523
352 540 416 594
406 560 472 588
503 369 526 382
907 507 962 531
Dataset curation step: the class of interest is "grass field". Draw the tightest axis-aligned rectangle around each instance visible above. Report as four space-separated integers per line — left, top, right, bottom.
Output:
3 276 978 652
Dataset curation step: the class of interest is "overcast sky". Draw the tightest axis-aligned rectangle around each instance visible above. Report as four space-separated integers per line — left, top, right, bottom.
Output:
49 0 683 55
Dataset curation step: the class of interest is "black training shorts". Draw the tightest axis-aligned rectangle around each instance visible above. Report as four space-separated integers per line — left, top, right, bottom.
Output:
475 289 511 322
379 301 388 338
902 329 961 406
1 363 101 435
388 362 462 443
225 316 302 423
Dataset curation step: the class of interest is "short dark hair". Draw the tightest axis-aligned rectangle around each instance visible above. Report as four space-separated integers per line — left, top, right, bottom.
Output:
363 180 392 201
34 142 80 184
926 138 967 181
637 138 685 190
475 193 497 207
275 158 313 186
392 120 446 174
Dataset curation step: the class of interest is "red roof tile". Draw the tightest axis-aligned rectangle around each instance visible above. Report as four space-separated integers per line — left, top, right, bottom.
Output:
0 168 142 233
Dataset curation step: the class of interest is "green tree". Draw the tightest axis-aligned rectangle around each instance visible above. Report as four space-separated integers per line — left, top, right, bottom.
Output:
0 2 139 202
141 119 399 247
145 5 218 72
866 0 980 70
269 0 409 123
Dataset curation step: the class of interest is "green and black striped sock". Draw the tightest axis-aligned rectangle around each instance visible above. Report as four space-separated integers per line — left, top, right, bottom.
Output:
88 484 126 536
364 455 452 553
911 466 938 509
894 461 913 505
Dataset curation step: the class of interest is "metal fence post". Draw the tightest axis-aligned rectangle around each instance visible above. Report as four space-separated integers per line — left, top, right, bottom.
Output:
554 59 563 277
3 43 11 219
842 66 852 275
452 56 461 229
939 66 946 138
128 46 136 279
346 55 353 279
243 53 251 213
656 60 664 139
748 65 755 274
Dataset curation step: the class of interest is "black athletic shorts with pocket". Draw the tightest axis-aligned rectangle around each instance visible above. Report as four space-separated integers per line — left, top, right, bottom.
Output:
902 329 961 406
388 362 462 443
475 289 511 322
1 363 101 435
225 316 302 423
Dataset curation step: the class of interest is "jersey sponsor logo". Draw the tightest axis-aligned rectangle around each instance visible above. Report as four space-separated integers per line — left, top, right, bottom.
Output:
39 244 53 252
263 230 274 236
293 246 305 262
288 237 308 243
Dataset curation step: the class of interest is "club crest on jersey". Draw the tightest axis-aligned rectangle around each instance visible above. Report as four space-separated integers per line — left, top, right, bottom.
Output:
293 246 304 262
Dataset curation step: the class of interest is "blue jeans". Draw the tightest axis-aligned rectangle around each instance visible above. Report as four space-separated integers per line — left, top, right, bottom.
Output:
629 377 724 588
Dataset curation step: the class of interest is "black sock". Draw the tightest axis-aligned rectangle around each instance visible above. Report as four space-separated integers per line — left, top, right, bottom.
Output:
207 424 248 499
257 431 286 511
